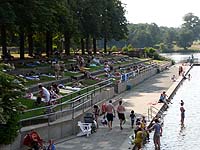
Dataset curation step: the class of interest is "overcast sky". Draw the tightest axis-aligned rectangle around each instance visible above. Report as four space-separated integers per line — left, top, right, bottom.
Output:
121 0 200 27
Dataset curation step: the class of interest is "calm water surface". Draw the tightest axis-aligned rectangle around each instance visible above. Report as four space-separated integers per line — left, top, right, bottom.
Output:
160 53 200 63
144 66 200 150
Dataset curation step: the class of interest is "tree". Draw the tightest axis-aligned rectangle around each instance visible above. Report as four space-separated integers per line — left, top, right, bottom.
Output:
182 13 200 40
0 65 25 144
100 0 127 53
0 2 16 58
160 27 178 50
58 0 78 55
177 28 193 49
128 23 159 48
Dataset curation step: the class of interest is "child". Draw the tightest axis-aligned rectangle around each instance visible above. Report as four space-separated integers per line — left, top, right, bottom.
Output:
101 116 108 126
47 139 56 150
130 110 136 128
171 75 176 82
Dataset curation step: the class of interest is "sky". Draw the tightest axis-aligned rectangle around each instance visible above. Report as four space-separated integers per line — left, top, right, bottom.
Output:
121 0 200 28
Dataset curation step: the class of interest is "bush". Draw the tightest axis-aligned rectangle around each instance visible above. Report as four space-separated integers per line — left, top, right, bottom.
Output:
122 46 128 52
111 45 118 52
0 70 25 144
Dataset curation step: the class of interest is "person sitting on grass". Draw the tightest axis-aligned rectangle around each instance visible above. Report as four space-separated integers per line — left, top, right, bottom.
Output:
48 86 60 100
38 84 50 104
52 83 60 94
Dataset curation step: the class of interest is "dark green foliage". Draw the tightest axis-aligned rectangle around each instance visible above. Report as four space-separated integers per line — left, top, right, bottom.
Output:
144 47 165 60
0 67 25 144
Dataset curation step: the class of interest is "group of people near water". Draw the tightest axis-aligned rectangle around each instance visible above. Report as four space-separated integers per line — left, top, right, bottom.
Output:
93 90 186 150
91 99 163 150
93 99 126 131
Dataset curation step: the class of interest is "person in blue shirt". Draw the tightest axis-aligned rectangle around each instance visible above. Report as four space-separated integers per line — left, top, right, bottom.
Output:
148 119 162 150
47 139 56 150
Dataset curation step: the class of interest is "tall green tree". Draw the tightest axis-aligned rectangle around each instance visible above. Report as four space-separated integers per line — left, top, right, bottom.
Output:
0 2 15 58
100 0 127 53
182 13 200 40
177 28 193 49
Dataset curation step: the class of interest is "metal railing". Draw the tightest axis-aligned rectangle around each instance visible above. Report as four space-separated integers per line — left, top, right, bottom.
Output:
120 63 158 82
19 79 113 126
19 62 159 126
148 105 165 123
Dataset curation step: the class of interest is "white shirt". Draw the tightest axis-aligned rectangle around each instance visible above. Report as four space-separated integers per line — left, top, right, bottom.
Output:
42 87 50 102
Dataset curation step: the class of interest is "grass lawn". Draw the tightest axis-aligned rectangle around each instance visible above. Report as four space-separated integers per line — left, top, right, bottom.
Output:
87 65 103 72
14 55 153 120
24 76 56 86
64 72 82 77
18 98 46 120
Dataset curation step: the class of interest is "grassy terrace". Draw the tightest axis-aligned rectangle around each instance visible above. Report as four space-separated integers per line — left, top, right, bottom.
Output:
19 78 103 120
22 57 147 86
17 57 153 120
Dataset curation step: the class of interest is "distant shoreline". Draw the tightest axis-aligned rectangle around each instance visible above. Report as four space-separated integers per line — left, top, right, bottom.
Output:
161 49 200 53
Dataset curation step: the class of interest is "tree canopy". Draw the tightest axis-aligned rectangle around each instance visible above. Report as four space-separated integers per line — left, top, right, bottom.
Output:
0 0 128 59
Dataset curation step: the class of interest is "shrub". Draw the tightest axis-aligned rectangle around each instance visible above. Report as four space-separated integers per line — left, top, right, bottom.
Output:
122 46 128 52
111 45 118 52
0 70 25 144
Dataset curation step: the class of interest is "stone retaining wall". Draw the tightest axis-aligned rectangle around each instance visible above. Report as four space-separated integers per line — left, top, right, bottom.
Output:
0 61 172 150
116 68 158 94
0 87 115 150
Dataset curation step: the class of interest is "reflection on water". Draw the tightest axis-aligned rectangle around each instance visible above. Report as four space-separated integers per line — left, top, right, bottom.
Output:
160 53 200 63
144 66 200 150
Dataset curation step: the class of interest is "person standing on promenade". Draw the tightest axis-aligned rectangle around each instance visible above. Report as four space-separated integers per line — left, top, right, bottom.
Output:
148 119 162 150
130 110 136 128
117 100 126 130
54 61 60 80
93 105 100 128
106 100 116 130
180 100 185 126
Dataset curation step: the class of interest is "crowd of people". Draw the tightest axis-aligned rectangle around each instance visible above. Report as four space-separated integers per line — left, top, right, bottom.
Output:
90 99 164 150
21 55 190 150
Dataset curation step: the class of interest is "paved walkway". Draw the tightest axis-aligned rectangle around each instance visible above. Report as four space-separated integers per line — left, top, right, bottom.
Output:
55 64 185 150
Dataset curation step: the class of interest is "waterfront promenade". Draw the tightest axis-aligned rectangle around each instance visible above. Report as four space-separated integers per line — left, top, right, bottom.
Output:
55 64 187 150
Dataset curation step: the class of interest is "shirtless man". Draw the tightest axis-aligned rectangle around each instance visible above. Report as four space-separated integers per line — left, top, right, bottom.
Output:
106 100 116 130
117 100 126 130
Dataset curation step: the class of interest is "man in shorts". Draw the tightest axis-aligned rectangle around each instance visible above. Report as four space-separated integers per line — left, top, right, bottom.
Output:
106 100 116 130
148 119 162 150
117 100 126 130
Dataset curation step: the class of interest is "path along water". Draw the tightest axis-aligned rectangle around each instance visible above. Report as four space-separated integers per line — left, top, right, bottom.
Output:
144 66 200 150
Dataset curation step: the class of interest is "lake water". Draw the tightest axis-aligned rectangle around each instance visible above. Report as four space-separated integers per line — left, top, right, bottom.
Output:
160 52 200 63
144 65 200 149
